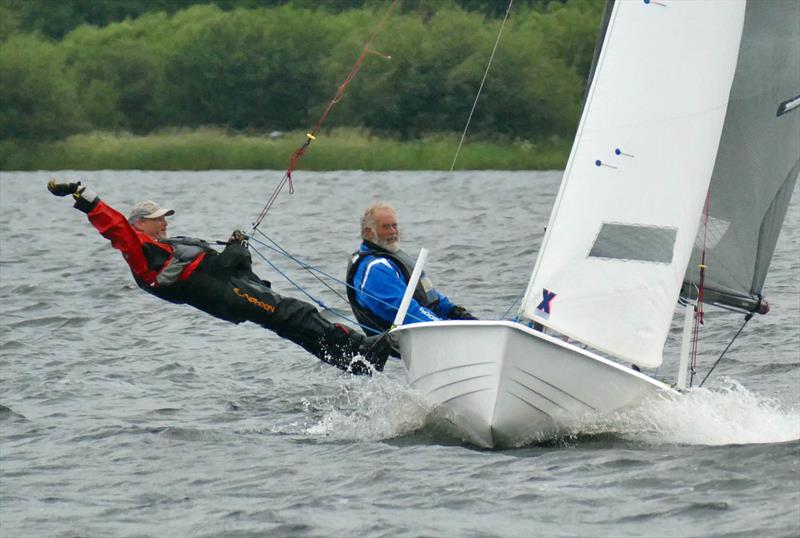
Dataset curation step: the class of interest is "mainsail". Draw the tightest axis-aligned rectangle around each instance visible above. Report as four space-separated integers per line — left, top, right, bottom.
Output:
520 1 748 368
683 0 800 312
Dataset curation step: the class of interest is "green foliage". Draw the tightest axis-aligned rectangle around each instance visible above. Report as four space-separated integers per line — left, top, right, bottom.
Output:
0 34 85 140
163 5 336 131
0 2 22 42
331 10 443 138
536 0 605 80
63 13 173 132
1 0 568 40
0 0 604 157
0 0 275 40
0 128 569 170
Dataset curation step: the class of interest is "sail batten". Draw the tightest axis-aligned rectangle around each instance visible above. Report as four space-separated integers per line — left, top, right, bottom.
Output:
521 1 748 368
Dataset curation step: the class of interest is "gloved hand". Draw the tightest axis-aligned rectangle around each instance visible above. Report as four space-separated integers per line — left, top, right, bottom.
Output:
448 305 477 320
47 179 81 197
49 180 99 213
227 230 249 247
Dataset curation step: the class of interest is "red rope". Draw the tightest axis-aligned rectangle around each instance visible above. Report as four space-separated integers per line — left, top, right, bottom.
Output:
251 0 399 231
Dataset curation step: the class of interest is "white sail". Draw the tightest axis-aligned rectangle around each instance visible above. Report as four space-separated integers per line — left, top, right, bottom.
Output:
521 1 747 368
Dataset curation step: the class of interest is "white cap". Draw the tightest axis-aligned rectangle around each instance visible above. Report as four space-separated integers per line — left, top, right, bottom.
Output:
128 200 175 222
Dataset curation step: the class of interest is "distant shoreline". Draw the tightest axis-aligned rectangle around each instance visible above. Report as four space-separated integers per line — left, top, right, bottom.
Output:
0 129 569 171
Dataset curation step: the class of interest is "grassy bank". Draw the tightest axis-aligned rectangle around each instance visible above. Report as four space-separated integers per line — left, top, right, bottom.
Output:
0 129 570 171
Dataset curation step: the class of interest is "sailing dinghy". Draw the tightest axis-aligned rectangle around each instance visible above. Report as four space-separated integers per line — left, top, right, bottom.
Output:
391 0 799 449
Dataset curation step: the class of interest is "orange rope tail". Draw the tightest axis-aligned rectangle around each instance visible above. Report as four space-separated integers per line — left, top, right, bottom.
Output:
252 0 399 231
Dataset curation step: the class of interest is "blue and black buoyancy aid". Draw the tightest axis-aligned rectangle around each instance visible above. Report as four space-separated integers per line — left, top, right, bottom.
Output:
346 240 440 334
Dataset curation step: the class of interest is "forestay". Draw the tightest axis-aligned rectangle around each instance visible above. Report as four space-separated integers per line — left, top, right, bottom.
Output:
683 0 800 312
520 1 747 368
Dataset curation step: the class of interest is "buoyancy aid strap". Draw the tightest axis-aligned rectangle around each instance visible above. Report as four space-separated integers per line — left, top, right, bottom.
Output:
160 236 216 257
152 236 216 286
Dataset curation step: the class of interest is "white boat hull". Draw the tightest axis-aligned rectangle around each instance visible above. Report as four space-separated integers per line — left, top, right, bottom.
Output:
393 321 676 448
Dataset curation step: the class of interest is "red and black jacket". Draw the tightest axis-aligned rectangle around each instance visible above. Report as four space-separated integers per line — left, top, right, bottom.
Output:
75 195 209 295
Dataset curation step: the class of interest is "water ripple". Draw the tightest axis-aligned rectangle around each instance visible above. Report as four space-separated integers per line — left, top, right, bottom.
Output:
1 170 797 538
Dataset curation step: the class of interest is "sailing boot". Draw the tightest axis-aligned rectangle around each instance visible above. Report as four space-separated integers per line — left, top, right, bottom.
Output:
321 323 391 375
356 331 396 371
363 331 400 360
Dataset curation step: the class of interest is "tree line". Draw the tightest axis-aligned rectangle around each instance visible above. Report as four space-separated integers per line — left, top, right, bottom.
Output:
0 0 602 142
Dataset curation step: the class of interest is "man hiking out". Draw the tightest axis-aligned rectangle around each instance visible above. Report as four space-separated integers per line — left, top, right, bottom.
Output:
47 180 390 375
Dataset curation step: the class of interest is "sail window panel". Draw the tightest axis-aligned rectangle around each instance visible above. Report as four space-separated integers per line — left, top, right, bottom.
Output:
589 223 677 264
692 216 731 250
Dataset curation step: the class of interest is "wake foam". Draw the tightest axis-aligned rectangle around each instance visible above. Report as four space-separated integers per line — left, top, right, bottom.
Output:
586 379 799 446
277 376 798 448
279 373 431 443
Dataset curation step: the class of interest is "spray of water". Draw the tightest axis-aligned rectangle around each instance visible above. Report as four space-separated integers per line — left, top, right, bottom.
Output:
279 373 798 448
592 378 800 446
285 373 432 442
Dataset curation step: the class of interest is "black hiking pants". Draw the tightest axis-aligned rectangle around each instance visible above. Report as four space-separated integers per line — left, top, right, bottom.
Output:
158 243 376 374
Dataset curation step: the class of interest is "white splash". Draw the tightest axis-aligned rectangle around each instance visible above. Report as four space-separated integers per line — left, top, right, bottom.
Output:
279 375 799 448
594 379 800 446
294 373 432 442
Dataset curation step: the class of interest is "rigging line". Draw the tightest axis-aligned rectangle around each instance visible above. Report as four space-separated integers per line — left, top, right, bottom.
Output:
689 190 713 387
250 228 349 304
248 242 329 310
250 0 399 233
688 303 700 387
498 288 525 321
248 241 366 329
449 0 514 173
698 312 753 388
246 233 431 325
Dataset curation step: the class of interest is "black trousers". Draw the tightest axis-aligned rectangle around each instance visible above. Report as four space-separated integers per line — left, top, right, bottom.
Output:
158 243 375 374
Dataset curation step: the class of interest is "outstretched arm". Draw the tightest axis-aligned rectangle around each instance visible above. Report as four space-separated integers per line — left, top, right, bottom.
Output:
48 180 157 284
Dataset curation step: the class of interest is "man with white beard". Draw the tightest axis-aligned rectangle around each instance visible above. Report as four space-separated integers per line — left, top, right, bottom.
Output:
346 202 476 336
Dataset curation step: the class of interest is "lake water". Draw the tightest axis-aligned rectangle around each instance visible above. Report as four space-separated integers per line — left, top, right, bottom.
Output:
1 170 798 538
